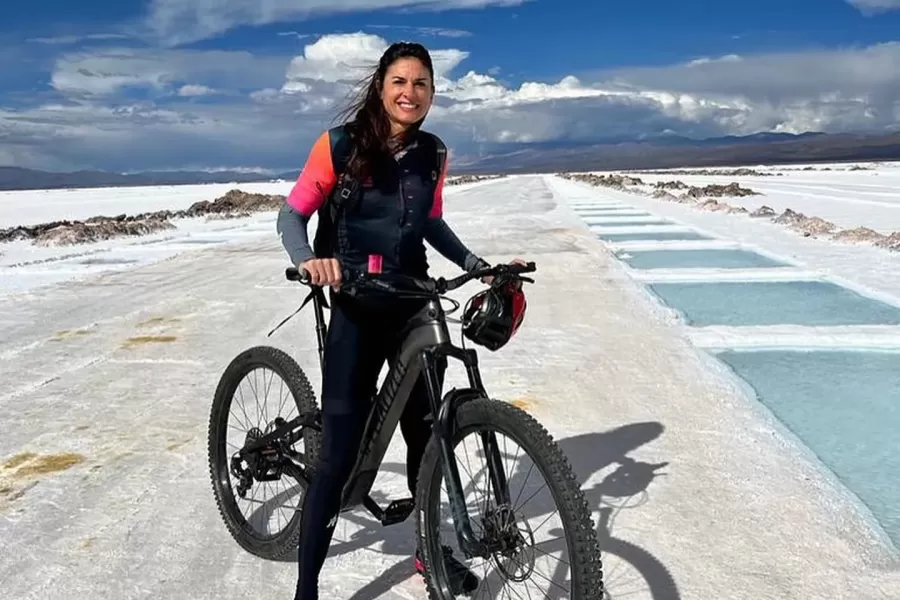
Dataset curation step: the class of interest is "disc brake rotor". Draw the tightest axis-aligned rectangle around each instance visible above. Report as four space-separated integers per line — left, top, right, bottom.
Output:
483 504 537 582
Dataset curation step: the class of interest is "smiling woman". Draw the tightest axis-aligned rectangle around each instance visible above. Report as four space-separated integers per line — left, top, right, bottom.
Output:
332 41 440 180
273 40 525 600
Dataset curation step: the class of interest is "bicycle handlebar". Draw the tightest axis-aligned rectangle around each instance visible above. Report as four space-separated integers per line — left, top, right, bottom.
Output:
284 261 536 297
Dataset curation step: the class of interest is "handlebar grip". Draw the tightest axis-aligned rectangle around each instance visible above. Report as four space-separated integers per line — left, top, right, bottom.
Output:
285 267 311 283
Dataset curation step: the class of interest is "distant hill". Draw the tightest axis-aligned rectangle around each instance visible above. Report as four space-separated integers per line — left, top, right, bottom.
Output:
0 167 301 192
455 130 900 174
2 130 899 191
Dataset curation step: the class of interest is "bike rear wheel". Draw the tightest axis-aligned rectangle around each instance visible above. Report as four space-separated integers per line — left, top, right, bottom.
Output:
415 398 604 599
208 345 322 560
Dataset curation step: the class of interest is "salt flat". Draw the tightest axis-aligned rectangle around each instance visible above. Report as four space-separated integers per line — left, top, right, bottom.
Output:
616 161 900 233
551 168 900 580
1 173 899 600
0 181 292 228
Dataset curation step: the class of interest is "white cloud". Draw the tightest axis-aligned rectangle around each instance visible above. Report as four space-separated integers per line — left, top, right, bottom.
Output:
5 32 900 173
142 0 529 46
847 0 900 14
50 47 289 96
283 32 395 83
367 25 472 38
26 33 131 45
281 32 468 96
178 84 218 96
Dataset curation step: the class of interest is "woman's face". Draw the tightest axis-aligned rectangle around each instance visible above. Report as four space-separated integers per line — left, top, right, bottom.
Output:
380 57 434 134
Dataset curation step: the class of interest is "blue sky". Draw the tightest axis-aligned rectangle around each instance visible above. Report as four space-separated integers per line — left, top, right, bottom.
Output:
2 0 900 172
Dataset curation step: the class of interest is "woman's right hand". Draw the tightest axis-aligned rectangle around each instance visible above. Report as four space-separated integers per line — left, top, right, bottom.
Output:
301 258 342 287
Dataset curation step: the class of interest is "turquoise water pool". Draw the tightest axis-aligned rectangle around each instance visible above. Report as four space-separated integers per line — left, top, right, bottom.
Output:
588 219 673 227
647 281 900 326
574 201 900 550
717 348 900 547
596 230 713 242
578 210 651 218
620 248 789 270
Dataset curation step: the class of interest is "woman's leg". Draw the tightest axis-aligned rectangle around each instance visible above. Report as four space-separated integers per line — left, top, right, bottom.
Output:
294 298 385 600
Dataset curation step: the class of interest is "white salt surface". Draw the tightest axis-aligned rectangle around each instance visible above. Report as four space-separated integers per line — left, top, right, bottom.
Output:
1 173 898 599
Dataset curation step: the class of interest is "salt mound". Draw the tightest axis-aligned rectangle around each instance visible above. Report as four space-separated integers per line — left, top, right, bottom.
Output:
686 182 759 198
35 216 175 247
750 205 776 218
874 232 900 251
832 227 885 244
1 188 286 247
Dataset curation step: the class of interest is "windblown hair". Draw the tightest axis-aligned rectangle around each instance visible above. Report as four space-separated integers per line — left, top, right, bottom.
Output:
333 41 435 180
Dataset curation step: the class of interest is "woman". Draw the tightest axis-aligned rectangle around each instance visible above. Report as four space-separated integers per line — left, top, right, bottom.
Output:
277 41 499 599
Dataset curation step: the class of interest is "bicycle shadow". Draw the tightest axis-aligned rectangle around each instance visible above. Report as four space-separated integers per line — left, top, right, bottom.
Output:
558 422 681 600
328 421 681 599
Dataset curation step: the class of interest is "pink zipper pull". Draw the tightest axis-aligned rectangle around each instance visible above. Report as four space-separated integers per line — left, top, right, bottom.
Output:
368 254 383 273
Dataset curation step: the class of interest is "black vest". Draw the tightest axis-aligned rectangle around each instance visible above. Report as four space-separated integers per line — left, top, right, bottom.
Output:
314 126 446 278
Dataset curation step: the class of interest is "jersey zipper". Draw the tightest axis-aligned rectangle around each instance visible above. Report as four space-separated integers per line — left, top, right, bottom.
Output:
397 174 406 265
399 175 407 226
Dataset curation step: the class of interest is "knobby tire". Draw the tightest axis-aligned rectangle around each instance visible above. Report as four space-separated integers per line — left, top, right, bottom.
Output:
208 345 322 561
415 398 604 599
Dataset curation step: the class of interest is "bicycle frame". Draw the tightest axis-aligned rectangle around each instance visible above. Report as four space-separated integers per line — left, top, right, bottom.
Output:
323 287 508 558
248 269 509 558
250 271 513 559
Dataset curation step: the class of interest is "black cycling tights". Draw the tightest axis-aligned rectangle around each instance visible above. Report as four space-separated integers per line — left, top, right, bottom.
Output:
294 292 445 600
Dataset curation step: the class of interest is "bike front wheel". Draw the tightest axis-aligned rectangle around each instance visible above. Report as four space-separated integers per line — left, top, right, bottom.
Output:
415 398 604 598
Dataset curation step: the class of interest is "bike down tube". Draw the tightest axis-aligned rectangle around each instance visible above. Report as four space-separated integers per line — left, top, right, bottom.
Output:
338 301 450 509
421 347 488 559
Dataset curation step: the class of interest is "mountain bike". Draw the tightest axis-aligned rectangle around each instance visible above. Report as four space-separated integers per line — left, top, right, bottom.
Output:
207 261 605 598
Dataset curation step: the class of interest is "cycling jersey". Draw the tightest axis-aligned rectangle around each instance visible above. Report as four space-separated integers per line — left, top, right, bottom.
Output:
277 126 485 277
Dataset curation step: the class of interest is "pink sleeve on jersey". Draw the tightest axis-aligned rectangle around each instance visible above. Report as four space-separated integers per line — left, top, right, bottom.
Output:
428 149 449 219
286 131 338 216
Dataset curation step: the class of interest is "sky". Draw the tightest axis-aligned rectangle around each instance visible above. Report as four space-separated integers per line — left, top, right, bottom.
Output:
3 0 900 173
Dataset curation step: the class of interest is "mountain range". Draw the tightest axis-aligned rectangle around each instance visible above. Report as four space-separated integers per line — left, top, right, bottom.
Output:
2 130 899 191
454 130 900 173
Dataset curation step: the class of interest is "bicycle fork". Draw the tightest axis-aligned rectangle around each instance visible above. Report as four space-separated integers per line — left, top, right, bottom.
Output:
421 347 513 560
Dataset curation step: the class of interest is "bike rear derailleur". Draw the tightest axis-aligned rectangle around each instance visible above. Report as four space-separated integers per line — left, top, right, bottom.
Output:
231 426 285 498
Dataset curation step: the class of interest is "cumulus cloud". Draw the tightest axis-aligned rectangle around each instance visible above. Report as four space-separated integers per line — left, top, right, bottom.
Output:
49 47 289 97
282 32 468 85
4 31 900 172
587 42 900 134
178 84 218 96
142 0 528 46
0 97 319 173
847 0 900 15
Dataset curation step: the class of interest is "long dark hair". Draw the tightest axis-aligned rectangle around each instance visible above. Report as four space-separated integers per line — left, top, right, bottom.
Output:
333 41 435 180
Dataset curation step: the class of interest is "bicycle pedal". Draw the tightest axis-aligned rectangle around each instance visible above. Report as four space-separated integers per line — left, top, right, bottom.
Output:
381 497 416 526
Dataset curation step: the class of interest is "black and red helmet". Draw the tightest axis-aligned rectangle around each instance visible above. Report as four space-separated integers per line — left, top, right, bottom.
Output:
461 280 527 351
